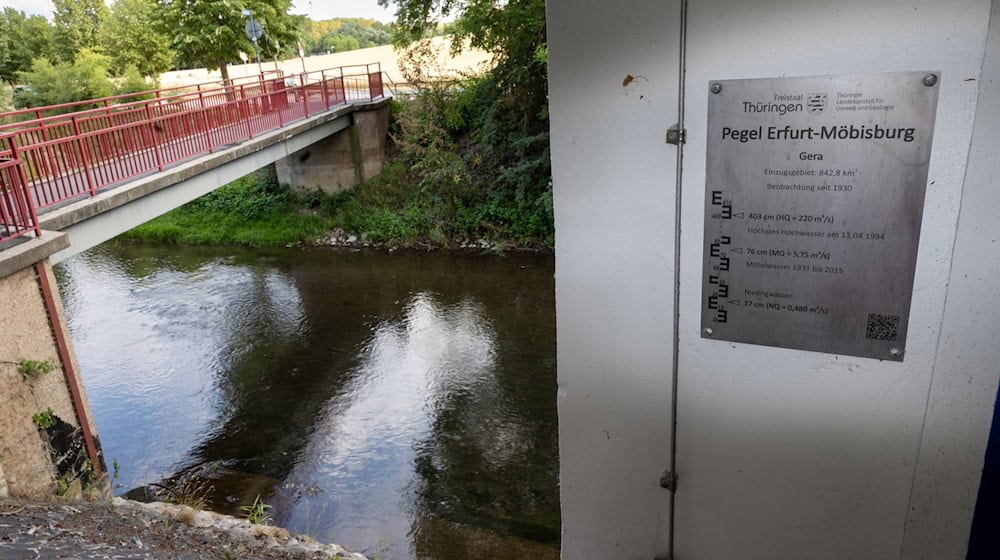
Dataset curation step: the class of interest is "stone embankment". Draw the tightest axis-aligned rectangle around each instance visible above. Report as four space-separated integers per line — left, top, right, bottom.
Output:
0 497 367 559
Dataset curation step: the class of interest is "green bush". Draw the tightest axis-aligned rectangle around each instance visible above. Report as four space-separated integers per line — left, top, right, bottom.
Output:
349 71 553 247
15 49 113 111
113 66 159 102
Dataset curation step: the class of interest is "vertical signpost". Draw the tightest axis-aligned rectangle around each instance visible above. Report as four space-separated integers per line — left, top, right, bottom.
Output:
242 9 264 76
701 72 940 361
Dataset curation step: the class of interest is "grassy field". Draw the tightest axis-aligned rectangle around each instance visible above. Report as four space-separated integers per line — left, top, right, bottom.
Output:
160 37 493 90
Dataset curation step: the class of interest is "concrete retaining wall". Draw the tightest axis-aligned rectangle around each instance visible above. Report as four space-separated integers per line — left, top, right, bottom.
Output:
0 235 101 497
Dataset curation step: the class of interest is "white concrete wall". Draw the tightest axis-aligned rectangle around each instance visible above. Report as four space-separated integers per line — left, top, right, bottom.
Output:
547 0 999 558
547 1 681 557
901 2 1000 556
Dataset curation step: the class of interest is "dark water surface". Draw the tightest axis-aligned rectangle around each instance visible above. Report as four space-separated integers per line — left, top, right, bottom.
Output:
55 244 559 560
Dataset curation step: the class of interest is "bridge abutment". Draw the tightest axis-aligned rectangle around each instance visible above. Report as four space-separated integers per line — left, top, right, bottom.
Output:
0 234 106 499
276 103 391 193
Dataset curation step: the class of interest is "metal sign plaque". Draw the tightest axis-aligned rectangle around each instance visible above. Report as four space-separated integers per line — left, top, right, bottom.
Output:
701 72 940 361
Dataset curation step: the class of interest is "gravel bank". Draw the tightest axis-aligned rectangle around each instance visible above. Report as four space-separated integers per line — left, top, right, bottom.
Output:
0 497 367 559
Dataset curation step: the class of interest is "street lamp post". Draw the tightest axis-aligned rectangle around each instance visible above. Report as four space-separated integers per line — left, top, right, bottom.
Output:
241 9 264 75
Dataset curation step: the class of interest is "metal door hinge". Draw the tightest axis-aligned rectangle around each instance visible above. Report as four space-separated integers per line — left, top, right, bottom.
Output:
666 125 686 145
660 469 677 491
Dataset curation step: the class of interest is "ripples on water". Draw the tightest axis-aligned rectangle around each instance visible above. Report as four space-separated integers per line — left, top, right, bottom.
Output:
56 244 558 560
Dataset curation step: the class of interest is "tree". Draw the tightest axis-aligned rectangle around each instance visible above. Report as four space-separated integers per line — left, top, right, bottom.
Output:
300 18 393 55
379 0 547 128
379 0 552 243
0 9 54 84
159 0 302 82
16 49 114 110
99 0 175 77
52 0 109 63
321 34 360 54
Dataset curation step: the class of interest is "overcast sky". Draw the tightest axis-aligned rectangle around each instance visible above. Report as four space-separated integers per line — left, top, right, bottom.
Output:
0 1 396 23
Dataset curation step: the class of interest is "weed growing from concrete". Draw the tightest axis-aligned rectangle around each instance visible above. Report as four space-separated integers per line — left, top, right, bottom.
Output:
6 358 56 380
56 473 71 496
31 407 55 429
241 494 272 525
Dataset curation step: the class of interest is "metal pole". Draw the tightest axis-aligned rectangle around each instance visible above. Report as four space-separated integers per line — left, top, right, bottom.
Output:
253 36 262 75
243 10 264 76
667 2 688 559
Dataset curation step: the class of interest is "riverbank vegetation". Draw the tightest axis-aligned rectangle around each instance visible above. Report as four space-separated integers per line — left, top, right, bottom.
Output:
119 175 333 247
344 0 552 247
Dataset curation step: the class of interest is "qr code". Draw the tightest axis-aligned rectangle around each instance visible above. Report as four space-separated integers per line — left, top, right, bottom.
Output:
866 313 900 341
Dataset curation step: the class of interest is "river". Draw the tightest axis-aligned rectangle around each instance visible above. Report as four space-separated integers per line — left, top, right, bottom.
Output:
55 243 559 560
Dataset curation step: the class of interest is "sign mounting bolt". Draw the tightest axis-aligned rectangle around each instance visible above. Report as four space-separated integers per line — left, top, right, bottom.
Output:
660 469 677 491
889 347 901 357
710 83 723 94
922 74 938 87
704 327 714 336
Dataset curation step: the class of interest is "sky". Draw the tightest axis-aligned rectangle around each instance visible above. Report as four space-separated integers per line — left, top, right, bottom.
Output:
0 0 396 23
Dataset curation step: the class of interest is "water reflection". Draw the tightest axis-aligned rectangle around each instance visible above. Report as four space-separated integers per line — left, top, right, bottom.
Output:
56 244 558 560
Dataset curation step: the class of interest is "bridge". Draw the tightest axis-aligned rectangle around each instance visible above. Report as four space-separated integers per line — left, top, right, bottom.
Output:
0 63 391 263
0 64 392 498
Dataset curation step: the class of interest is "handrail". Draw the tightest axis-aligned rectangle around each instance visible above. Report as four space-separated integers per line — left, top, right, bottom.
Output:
0 63 384 128
0 62 389 248
0 156 40 243
0 65 385 153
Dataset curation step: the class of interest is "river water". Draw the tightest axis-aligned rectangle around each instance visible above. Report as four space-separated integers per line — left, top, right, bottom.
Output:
55 243 559 560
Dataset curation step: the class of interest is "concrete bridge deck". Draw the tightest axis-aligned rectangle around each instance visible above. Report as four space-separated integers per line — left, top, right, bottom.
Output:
34 97 388 263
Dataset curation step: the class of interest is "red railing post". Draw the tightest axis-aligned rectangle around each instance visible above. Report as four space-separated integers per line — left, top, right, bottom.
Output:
241 87 254 140
276 87 285 128
321 70 330 111
7 141 42 238
299 74 309 119
367 66 384 100
144 104 164 171
197 91 214 152
71 115 98 197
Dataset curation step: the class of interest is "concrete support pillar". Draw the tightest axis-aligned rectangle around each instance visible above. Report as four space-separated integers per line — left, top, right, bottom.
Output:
0 233 106 498
276 103 391 193
255 162 279 190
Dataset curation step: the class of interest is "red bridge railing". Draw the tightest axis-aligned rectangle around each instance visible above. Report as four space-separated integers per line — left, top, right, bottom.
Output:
0 63 387 245
0 157 40 241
